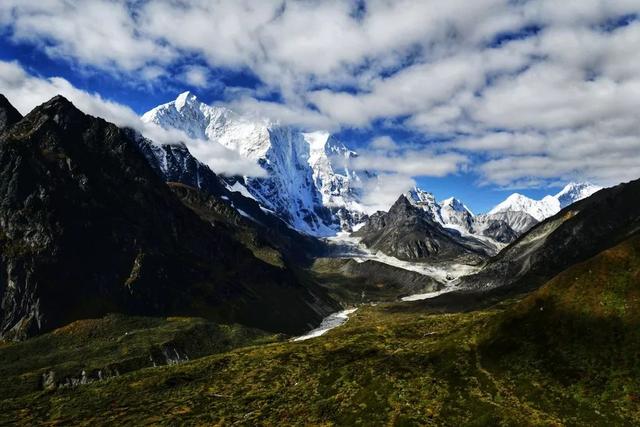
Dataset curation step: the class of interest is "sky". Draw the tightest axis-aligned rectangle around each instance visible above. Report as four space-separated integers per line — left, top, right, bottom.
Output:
0 1 639 213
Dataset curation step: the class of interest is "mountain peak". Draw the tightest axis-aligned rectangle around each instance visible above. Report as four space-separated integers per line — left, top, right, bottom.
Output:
42 94 76 111
21 95 88 133
142 94 367 235
175 91 199 111
405 187 436 206
441 197 474 215
504 193 530 202
555 182 602 208
489 181 603 222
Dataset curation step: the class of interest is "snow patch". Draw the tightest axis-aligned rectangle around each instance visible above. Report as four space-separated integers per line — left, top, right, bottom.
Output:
227 181 256 201
401 287 456 302
293 308 357 341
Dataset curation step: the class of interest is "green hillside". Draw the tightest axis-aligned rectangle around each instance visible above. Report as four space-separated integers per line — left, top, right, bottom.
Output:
2 236 638 425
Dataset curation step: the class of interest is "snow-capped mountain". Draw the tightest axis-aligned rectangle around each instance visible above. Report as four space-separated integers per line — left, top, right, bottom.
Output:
488 193 560 222
440 197 475 232
489 182 602 221
141 92 367 235
405 187 442 223
555 182 602 209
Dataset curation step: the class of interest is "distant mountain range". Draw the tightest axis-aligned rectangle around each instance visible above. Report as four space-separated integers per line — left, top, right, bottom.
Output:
488 182 602 221
141 92 602 245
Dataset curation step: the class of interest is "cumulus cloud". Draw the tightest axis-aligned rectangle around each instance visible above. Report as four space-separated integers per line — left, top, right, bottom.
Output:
1 1 640 188
359 174 416 214
182 65 211 88
369 136 397 150
0 60 264 177
352 149 468 177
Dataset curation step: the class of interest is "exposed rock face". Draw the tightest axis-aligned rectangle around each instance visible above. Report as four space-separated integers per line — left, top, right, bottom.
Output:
0 95 336 340
479 211 538 234
471 216 519 243
461 178 640 293
0 95 22 132
353 195 492 263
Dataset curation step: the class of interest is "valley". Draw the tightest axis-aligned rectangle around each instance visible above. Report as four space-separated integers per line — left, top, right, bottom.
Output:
0 93 637 426
2 2 639 425
3 233 639 425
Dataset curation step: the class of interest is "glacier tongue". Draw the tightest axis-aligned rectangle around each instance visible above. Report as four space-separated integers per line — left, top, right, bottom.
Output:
141 92 367 236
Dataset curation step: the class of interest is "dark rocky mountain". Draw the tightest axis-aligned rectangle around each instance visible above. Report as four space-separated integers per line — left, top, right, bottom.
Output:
353 195 492 263
459 177 640 294
0 95 337 340
0 94 22 133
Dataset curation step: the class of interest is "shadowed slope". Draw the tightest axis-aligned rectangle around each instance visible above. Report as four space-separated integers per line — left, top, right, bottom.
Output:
0 95 336 339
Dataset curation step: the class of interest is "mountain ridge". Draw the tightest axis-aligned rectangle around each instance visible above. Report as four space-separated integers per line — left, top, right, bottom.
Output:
0 94 336 340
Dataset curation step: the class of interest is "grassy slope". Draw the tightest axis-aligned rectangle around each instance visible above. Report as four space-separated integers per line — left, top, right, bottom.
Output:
2 236 639 425
0 315 280 401
479 234 640 425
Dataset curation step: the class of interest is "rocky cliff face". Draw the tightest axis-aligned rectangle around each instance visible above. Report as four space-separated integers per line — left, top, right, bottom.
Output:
0 95 22 132
479 211 538 235
0 95 336 340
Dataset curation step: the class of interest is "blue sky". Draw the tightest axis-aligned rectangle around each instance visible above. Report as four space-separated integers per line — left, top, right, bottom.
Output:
0 1 638 213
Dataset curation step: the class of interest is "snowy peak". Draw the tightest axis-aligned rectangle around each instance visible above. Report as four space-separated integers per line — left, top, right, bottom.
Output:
489 182 602 222
404 187 442 222
555 182 602 208
488 193 559 222
174 91 198 111
406 187 437 207
440 197 473 215
141 93 366 235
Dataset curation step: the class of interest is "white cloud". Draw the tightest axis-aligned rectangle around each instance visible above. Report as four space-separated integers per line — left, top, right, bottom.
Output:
182 65 210 88
224 96 337 130
0 0 175 73
359 174 416 214
369 136 397 150
1 1 640 188
352 149 468 177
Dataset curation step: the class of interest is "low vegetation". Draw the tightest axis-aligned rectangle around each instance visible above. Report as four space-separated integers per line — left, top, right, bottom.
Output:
2 236 638 425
